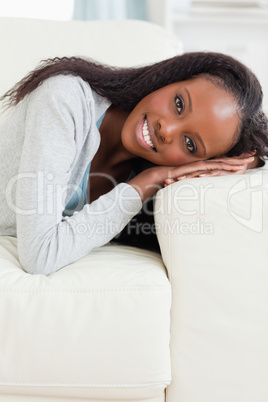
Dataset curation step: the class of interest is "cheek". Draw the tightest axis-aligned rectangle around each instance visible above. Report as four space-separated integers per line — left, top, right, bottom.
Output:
121 115 136 143
161 148 193 166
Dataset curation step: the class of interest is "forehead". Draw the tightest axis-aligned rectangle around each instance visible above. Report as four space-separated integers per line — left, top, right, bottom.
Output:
171 76 231 97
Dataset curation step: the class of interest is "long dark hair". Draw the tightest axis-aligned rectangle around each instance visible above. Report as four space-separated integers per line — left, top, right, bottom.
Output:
2 52 268 158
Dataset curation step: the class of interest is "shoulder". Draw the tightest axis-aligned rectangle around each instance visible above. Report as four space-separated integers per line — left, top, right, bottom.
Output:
34 74 93 102
26 74 95 122
42 74 89 90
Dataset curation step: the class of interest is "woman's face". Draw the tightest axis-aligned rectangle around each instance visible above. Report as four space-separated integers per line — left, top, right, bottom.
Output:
121 77 240 166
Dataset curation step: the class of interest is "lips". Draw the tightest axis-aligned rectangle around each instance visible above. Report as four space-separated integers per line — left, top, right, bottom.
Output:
137 116 157 152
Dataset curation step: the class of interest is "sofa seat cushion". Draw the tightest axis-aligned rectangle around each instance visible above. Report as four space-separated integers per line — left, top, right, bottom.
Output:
0 236 171 400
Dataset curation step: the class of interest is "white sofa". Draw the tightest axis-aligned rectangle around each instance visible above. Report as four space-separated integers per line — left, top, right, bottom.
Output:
0 17 268 402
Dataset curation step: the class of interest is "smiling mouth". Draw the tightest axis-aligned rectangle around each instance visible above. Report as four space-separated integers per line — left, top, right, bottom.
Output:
142 117 157 152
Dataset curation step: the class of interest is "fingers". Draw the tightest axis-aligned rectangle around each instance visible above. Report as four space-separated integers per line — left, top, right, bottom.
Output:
163 166 247 187
189 161 246 172
163 157 252 188
181 167 246 180
209 155 254 165
238 151 256 157
164 178 176 187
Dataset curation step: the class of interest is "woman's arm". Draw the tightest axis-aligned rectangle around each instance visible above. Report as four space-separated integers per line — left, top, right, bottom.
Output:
128 155 254 203
16 76 142 275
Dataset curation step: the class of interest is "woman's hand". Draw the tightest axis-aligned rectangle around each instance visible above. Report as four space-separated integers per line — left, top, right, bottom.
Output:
164 153 256 187
128 153 255 203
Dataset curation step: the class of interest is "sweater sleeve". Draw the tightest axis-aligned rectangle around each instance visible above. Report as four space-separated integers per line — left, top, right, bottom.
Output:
16 76 142 275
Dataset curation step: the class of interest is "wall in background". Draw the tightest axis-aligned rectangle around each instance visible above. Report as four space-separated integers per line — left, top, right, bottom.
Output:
0 0 267 111
0 0 74 20
162 1 268 112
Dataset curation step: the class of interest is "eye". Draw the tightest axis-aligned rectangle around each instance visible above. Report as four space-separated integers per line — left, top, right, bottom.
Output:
184 135 197 154
175 95 184 115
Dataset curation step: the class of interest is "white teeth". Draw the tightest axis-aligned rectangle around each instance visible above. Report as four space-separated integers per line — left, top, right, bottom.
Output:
142 118 154 148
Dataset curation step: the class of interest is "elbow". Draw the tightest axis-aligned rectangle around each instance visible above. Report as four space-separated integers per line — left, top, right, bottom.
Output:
17 243 53 276
16 229 71 275
19 254 47 275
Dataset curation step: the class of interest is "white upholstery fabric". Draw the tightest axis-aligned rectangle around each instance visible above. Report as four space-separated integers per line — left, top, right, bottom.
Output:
0 18 183 99
0 236 171 400
155 167 268 402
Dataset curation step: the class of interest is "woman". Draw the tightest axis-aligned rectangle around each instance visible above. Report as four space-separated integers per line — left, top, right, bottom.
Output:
0 52 267 275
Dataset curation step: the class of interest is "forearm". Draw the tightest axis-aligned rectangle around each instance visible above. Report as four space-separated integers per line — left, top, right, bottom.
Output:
17 183 142 275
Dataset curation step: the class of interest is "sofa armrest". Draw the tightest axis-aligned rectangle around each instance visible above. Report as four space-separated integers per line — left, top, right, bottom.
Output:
155 167 268 402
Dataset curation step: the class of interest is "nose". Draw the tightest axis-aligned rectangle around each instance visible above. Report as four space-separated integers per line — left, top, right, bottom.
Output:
157 117 179 144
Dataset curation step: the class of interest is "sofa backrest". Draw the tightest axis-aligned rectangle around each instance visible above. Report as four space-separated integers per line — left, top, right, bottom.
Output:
0 17 183 98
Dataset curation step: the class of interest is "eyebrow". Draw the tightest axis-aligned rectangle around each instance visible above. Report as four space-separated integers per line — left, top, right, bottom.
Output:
185 88 192 113
195 132 207 156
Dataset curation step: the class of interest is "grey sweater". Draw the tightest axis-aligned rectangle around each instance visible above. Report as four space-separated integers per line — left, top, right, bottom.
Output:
0 75 142 275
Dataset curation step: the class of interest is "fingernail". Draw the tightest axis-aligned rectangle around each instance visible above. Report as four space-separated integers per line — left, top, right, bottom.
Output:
177 175 187 180
198 173 207 177
165 178 175 183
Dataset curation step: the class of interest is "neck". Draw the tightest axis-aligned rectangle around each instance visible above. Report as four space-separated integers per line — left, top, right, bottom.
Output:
100 105 135 167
